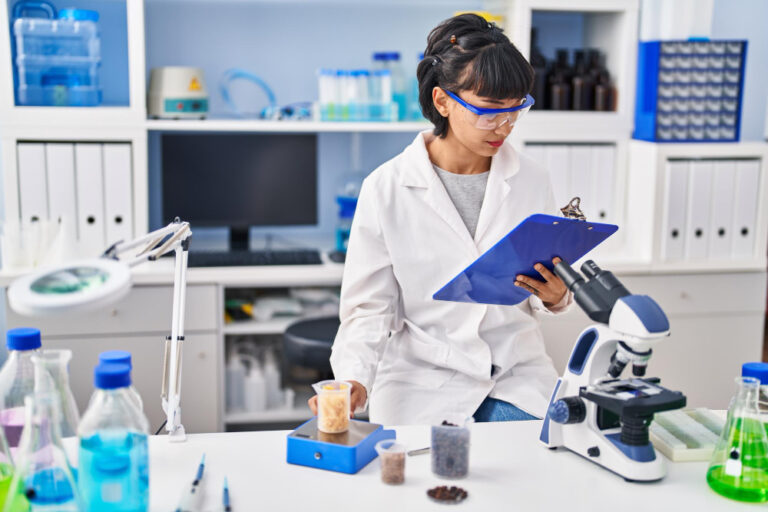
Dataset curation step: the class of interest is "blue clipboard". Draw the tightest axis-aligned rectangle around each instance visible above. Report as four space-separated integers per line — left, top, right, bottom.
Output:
433 214 618 306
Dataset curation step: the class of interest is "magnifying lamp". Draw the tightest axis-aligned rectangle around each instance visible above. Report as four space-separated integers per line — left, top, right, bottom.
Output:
8 219 192 442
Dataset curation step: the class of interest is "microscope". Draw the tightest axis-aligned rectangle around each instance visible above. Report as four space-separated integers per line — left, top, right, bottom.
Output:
540 259 686 482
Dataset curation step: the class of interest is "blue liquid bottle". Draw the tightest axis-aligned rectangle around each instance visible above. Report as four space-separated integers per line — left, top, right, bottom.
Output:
78 363 149 512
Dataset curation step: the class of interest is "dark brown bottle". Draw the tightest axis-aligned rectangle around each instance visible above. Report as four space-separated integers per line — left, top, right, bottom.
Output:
550 72 572 110
594 71 616 111
572 50 595 110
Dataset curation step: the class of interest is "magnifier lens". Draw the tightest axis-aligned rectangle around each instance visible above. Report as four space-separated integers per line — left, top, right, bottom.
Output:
31 267 110 295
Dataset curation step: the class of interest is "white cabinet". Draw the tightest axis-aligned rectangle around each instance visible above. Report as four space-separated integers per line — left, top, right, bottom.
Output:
539 271 767 410
5 284 221 433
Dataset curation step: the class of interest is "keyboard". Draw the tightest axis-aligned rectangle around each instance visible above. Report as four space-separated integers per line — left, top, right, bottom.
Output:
187 249 323 267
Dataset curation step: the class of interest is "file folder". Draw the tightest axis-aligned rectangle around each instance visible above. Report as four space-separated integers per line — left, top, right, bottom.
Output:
731 160 760 258
74 143 106 256
684 161 714 259
44 143 78 238
661 161 689 260
708 160 736 259
103 143 134 244
16 143 48 224
592 145 616 223
433 214 618 306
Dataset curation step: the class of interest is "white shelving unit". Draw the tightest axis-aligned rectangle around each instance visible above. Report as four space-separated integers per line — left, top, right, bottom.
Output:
146 119 431 133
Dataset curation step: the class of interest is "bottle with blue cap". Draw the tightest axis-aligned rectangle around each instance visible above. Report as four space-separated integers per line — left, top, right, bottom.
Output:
94 350 144 413
373 52 406 120
78 363 150 511
0 328 42 450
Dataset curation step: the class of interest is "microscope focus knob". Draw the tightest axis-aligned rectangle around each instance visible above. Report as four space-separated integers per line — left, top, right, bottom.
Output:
549 396 587 424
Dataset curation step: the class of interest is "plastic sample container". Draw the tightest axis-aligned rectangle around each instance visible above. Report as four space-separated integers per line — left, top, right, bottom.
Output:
375 440 406 484
431 415 473 478
313 380 351 434
12 2 102 106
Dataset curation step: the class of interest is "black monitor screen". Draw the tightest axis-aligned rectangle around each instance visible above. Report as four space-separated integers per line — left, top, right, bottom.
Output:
161 133 318 227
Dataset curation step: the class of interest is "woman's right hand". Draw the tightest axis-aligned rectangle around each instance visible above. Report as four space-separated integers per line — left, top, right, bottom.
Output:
308 380 368 417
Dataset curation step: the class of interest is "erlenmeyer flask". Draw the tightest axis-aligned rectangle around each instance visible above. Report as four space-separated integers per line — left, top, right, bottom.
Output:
0 420 27 512
707 376 768 502
3 392 80 512
31 350 80 438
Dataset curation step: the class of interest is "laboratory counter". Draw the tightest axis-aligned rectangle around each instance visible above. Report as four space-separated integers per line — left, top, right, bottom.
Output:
64 420 745 512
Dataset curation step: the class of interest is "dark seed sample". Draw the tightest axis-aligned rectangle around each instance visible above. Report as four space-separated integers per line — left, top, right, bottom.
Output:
427 485 469 504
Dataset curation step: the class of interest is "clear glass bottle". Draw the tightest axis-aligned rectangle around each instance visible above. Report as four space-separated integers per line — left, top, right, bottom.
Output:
96 351 144 414
0 328 42 452
742 362 768 435
408 53 424 120
32 349 80 438
78 363 149 512
335 174 363 253
4 392 81 511
707 376 768 503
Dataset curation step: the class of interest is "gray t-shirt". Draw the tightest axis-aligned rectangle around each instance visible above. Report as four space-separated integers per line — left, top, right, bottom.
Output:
433 164 489 238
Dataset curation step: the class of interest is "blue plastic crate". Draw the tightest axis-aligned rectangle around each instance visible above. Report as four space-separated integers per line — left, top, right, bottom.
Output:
12 1 102 106
633 39 747 142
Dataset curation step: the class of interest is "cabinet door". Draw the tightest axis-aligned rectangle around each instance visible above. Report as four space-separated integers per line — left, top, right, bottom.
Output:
42 332 220 434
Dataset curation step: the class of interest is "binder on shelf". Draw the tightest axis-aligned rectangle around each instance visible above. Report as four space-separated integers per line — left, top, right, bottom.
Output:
731 159 760 259
102 143 134 244
74 143 106 256
660 160 689 260
544 145 570 209
592 145 616 223
684 161 714 259
44 143 78 239
568 145 594 220
16 143 48 224
708 160 736 259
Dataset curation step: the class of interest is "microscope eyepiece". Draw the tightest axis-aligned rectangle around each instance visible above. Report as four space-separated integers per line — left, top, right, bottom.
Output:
553 260 584 291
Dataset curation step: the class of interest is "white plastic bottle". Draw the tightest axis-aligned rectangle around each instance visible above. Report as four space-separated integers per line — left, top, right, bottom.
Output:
225 354 246 412
0 327 42 450
373 52 406 120
244 356 267 412
263 349 282 410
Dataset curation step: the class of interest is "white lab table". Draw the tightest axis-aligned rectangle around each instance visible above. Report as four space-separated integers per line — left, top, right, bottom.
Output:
65 420 747 512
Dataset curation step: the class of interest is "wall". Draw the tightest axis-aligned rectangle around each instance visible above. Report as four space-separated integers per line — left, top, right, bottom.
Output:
711 0 768 141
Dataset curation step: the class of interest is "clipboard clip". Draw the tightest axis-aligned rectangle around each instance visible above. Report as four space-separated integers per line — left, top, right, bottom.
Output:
560 197 587 221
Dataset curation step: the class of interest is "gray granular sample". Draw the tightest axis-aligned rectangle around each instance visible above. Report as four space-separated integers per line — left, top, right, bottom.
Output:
431 422 470 478
380 451 405 484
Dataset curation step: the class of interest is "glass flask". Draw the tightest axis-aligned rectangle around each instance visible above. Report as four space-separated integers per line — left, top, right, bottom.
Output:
32 350 80 438
4 392 80 511
1 421 28 512
0 328 42 453
707 376 768 503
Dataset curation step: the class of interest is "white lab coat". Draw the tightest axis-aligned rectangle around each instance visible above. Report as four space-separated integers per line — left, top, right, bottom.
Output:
330 131 573 425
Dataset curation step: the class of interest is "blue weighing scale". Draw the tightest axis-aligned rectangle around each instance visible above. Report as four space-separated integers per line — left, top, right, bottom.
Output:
286 418 395 474
434 214 618 306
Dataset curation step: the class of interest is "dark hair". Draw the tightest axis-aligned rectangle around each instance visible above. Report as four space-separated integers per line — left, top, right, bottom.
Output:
417 14 534 138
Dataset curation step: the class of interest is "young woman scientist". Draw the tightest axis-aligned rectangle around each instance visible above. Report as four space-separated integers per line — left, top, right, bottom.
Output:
310 14 572 425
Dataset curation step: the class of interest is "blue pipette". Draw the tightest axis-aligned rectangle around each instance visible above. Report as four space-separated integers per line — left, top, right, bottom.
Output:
175 454 206 512
214 477 231 512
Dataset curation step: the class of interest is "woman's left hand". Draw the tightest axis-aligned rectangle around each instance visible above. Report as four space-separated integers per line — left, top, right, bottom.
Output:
515 257 567 308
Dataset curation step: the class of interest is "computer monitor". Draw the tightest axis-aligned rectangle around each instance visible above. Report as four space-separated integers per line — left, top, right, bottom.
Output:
161 133 318 251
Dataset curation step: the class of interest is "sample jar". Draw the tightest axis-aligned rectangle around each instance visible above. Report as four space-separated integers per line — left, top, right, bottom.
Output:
313 380 350 434
375 440 406 484
431 415 473 478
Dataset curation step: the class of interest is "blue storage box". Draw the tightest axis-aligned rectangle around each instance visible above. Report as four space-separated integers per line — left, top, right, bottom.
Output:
633 40 746 142
286 418 395 474
12 1 102 106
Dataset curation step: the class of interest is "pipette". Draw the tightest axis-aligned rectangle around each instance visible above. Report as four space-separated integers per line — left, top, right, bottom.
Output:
213 477 232 512
175 454 206 512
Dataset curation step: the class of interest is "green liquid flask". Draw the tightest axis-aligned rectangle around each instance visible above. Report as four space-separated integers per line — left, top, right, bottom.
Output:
0 415 28 512
707 376 768 503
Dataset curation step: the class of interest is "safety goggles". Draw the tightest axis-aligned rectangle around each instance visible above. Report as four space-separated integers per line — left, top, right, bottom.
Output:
443 89 535 130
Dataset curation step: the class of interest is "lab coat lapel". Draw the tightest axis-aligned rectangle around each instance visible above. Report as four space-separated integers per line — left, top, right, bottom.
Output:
400 132 478 252
473 142 521 243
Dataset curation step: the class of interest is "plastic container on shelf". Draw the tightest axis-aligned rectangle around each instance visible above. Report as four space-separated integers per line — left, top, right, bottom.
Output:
335 174 363 253
12 1 102 106
369 69 393 121
408 53 424 120
0 328 42 452
78 363 150 511
373 52 406 120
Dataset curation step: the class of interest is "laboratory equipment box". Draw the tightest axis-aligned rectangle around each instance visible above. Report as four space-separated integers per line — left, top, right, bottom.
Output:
286 418 395 474
12 2 102 107
633 40 747 142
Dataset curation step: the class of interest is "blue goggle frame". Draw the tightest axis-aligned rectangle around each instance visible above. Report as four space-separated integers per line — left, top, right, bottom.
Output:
443 89 535 115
